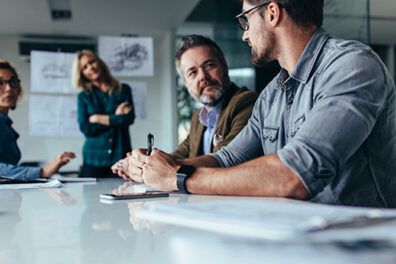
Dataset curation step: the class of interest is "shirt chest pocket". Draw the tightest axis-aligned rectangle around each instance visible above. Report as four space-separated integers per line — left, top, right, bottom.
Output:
290 114 305 138
262 126 279 155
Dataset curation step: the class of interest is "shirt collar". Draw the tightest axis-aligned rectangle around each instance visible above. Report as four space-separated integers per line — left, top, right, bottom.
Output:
199 99 224 127
277 27 330 87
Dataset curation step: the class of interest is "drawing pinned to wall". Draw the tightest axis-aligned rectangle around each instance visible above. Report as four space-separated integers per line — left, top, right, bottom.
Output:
29 95 82 137
122 81 147 119
30 51 76 94
98 36 154 77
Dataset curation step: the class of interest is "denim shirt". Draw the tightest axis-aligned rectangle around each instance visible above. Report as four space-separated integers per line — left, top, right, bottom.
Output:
199 100 223 155
0 113 41 180
212 28 396 208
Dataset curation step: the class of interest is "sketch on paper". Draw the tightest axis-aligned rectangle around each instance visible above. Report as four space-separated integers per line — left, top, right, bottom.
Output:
98 36 154 77
31 51 76 94
29 95 82 137
122 81 147 119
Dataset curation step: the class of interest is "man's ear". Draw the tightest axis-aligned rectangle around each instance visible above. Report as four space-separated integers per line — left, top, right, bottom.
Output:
267 2 282 26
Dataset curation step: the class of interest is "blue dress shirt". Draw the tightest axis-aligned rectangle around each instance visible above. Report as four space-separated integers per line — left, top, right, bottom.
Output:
199 100 223 155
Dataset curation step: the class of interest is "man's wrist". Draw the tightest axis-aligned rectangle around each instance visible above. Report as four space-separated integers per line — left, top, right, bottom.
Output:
176 165 196 194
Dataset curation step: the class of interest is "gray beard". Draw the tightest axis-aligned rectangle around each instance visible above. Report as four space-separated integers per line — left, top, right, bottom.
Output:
199 85 226 107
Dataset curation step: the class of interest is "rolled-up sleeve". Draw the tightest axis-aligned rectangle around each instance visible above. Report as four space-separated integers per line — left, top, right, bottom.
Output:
278 51 388 196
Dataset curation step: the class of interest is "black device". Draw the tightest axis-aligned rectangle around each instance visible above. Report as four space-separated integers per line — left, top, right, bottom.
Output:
99 191 169 200
147 133 154 155
176 165 196 194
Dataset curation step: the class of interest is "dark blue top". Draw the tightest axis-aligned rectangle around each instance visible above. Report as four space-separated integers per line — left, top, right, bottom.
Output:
77 83 135 167
0 112 41 180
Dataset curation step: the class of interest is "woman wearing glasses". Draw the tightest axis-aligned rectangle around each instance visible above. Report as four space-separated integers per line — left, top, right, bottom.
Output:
72 50 135 178
0 60 75 181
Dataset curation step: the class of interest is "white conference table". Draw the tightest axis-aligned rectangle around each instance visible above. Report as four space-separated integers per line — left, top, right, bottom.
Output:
1 177 396 264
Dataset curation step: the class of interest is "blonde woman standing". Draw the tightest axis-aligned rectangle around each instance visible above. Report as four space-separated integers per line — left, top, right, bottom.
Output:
72 50 135 178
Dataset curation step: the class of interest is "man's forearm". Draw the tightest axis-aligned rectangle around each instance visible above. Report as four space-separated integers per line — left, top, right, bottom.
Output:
180 155 219 168
185 153 310 199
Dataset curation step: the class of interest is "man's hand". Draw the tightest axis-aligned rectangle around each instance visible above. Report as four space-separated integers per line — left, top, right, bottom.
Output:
127 148 148 183
111 157 131 180
141 149 180 192
115 102 132 115
41 152 76 178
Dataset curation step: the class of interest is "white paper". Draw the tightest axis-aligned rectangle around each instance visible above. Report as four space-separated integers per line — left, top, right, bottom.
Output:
0 179 62 190
31 51 76 94
98 36 154 77
136 200 396 242
29 94 82 137
52 175 96 182
122 81 147 119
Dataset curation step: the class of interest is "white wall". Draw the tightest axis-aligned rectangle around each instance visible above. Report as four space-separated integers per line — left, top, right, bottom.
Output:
0 32 177 172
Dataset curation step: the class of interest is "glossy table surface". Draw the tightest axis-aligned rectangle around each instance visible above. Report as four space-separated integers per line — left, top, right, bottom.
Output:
1 178 396 264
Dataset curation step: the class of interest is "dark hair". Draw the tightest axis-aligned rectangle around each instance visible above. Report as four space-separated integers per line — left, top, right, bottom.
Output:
175 35 228 74
245 0 324 28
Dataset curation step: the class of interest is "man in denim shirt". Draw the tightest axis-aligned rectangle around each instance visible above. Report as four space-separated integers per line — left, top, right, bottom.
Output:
126 0 396 207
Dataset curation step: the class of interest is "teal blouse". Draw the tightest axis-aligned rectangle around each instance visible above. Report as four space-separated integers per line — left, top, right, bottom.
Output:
77 83 135 167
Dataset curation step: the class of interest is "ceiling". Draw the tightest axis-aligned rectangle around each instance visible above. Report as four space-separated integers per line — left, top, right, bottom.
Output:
0 0 395 44
0 0 200 38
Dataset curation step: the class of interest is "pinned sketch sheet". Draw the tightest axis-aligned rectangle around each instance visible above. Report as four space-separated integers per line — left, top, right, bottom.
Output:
136 200 396 242
30 51 76 94
29 94 82 137
122 81 147 119
98 36 154 77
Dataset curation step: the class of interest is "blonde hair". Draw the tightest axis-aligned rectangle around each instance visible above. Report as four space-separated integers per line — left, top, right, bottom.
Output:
71 50 121 93
0 60 24 109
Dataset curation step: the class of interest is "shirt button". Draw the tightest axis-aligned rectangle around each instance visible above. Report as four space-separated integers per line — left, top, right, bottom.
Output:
108 149 112 154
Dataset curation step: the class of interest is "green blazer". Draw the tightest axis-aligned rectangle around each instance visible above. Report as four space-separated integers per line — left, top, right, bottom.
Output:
171 83 258 159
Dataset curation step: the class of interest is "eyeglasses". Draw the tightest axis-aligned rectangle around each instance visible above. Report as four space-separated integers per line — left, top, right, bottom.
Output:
0 77 20 90
235 1 283 31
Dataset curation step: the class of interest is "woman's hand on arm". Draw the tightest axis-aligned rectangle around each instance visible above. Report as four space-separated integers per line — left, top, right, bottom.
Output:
115 102 132 115
41 152 76 178
89 114 110 126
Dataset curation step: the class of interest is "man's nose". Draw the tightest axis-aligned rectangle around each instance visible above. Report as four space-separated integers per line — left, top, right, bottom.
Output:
242 30 249 42
198 68 209 81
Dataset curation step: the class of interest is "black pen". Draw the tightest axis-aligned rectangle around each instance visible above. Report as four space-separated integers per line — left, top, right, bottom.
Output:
147 133 154 155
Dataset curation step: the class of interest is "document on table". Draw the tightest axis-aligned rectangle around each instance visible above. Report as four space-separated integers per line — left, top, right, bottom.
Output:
0 179 63 190
52 175 97 183
136 200 396 242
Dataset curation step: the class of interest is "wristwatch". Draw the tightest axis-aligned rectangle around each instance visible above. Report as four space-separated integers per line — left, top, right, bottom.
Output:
176 165 196 194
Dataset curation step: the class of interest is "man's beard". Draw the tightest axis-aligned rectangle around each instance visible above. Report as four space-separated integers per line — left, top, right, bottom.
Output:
191 76 230 107
251 27 276 67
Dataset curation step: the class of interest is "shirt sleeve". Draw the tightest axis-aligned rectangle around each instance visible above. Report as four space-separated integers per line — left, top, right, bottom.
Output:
278 51 389 196
109 84 136 128
77 92 110 137
211 98 264 167
0 162 41 181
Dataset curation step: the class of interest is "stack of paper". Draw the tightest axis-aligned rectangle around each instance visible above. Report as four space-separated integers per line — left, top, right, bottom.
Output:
136 200 396 241
0 179 63 190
